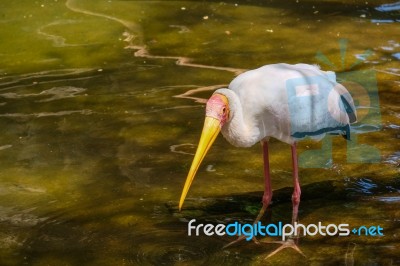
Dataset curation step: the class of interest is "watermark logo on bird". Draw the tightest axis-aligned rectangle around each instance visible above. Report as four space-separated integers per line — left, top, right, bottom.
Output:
288 39 381 168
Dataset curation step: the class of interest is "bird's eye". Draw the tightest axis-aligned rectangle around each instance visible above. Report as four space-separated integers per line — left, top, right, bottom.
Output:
222 107 226 114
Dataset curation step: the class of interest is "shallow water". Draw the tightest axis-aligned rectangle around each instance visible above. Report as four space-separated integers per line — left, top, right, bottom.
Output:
0 0 399 265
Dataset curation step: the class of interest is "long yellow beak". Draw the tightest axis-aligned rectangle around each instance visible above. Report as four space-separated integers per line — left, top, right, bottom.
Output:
179 116 221 211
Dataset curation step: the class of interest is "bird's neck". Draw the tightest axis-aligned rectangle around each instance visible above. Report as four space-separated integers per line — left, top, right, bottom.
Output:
215 89 260 148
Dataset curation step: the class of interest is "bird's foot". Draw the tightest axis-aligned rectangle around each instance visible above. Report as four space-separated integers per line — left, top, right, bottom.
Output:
223 234 260 249
260 238 305 259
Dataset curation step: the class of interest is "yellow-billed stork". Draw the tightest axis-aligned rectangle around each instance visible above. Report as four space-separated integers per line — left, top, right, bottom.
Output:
179 63 357 257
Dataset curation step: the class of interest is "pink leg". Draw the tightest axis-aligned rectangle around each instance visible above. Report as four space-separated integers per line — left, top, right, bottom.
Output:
223 141 272 248
255 141 272 222
258 143 305 258
291 143 301 225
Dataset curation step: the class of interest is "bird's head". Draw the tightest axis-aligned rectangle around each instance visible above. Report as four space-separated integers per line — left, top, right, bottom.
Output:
205 93 230 126
179 93 229 211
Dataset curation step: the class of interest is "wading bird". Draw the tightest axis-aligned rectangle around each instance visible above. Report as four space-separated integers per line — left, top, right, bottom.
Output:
179 63 357 257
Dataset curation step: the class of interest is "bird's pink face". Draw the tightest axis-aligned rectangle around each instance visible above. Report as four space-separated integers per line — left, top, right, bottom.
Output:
179 93 230 211
206 93 230 127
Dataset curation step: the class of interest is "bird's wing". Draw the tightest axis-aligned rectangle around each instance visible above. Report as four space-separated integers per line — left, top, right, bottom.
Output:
333 83 357 123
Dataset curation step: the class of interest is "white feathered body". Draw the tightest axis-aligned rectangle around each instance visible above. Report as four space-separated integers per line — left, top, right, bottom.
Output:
216 63 357 147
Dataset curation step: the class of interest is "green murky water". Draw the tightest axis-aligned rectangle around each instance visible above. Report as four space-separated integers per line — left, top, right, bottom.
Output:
0 0 399 265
